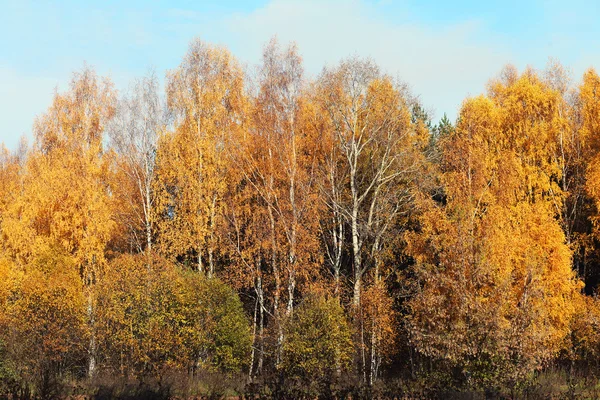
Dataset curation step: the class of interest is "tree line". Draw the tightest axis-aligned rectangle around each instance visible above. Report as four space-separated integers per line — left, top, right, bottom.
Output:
2 38 600 398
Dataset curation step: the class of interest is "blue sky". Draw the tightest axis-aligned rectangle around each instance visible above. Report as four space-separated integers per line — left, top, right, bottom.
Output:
1 0 600 149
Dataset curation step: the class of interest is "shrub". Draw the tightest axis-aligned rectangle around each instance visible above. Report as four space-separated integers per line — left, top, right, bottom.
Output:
280 293 353 398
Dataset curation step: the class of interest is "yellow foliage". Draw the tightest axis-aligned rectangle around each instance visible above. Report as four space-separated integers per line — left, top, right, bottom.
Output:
407 67 582 387
1 248 88 394
154 39 248 275
1 67 116 280
95 253 251 378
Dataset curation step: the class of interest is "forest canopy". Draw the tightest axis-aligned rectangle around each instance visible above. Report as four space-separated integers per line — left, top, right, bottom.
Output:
2 38 600 399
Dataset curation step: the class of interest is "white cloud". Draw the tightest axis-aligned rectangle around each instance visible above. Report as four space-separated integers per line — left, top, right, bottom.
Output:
0 0 516 150
215 0 512 120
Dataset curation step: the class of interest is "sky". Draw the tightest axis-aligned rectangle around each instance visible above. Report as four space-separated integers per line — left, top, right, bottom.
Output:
1 0 600 149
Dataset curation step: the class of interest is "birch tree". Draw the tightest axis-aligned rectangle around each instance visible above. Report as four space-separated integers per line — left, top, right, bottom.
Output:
154 39 247 277
108 71 166 254
316 58 429 307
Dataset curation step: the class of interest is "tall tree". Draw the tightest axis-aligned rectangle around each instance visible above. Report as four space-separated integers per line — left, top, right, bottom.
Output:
1 67 117 377
252 39 322 315
108 71 166 254
407 67 582 388
315 58 430 383
230 39 324 369
578 68 600 290
154 39 247 277
315 58 429 308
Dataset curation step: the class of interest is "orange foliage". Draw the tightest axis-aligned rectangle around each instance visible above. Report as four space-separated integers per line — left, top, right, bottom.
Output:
407 67 582 386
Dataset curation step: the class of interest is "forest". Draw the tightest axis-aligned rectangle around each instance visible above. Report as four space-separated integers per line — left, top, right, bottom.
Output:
2 37 600 399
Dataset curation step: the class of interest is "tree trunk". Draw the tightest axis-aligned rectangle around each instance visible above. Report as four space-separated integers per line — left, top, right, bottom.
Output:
286 270 295 316
268 205 282 364
258 271 265 375
249 296 258 381
208 194 217 278
145 174 152 253
87 291 96 378
360 310 367 383
369 318 376 386
351 203 361 308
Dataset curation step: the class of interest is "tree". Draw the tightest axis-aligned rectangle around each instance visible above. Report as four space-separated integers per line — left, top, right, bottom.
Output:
539 61 596 291
222 166 271 378
362 280 397 385
0 67 117 378
579 68 600 290
154 39 247 277
108 71 166 254
407 68 582 389
0 144 23 257
315 58 429 309
436 113 454 137
3 248 88 399
226 39 325 374
181 270 252 374
95 254 184 380
95 253 251 380
314 58 431 382
251 38 322 318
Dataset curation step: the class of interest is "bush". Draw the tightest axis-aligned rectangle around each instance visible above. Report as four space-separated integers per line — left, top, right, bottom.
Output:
180 270 252 374
95 254 252 382
1 249 88 399
279 293 353 398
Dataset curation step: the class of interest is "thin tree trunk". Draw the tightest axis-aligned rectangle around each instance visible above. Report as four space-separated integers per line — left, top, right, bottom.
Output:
287 271 295 315
145 172 152 253
249 294 258 381
352 203 362 308
208 247 214 278
268 204 282 364
333 210 343 297
258 271 265 375
287 121 297 316
208 193 217 278
369 318 376 386
350 151 362 307
87 291 96 378
360 309 367 384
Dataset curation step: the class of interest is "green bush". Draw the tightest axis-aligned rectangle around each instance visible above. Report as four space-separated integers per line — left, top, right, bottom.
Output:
96 254 252 381
280 294 353 398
